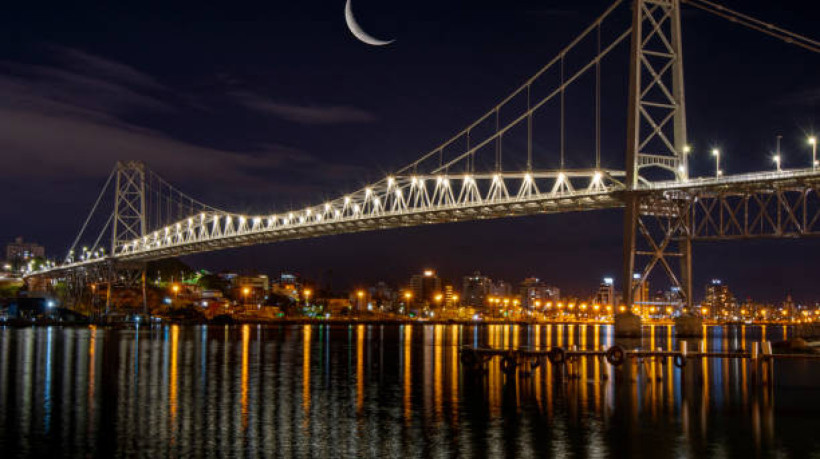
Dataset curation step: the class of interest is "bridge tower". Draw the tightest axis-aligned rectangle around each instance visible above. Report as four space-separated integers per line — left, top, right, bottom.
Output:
622 0 693 315
110 160 148 314
112 160 147 254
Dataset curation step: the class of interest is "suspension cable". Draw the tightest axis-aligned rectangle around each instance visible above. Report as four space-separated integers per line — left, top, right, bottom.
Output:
68 167 115 259
682 0 820 54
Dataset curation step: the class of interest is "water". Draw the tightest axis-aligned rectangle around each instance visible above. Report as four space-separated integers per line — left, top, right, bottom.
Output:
0 324 818 458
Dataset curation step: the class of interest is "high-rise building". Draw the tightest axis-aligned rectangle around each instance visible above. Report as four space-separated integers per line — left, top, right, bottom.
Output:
410 269 441 307
5 237 45 263
461 271 492 308
631 273 650 305
595 277 615 307
703 279 735 318
519 277 559 309
491 280 513 298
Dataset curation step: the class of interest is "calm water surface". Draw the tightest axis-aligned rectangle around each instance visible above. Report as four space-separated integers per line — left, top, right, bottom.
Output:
1 324 819 458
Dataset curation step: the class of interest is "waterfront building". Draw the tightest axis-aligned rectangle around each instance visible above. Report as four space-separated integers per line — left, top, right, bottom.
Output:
594 277 615 308
518 277 559 310
5 237 45 264
410 269 441 307
702 279 736 319
461 271 492 308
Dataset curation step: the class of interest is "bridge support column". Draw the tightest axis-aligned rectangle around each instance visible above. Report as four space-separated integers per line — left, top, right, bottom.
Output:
617 193 642 337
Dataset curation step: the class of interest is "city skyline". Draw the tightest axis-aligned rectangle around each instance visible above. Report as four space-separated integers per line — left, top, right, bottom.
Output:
2 0 819 300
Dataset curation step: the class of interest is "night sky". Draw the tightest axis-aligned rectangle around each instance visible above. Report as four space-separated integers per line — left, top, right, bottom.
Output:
1 0 818 301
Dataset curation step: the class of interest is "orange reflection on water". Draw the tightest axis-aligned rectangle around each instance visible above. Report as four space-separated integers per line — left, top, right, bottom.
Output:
449 325 459 425
356 325 365 414
241 324 249 430
434 325 443 422
303 325 311 420
88 326 96 403
403 325 412 423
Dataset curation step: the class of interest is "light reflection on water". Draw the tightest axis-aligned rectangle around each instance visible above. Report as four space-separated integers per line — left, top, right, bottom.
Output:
0 324 818 457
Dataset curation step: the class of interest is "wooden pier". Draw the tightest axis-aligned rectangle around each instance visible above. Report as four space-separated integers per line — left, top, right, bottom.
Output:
459 341 820 386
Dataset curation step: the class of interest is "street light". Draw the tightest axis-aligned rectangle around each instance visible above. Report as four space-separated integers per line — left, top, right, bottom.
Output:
810 136 817 169
303 288 312 306
242 287 250 306
172 284 180 299
773 154 782 172
711 149 721 178
357 290 365 310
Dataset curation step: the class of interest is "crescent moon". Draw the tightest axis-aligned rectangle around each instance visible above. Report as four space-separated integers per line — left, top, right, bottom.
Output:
345 0 394 46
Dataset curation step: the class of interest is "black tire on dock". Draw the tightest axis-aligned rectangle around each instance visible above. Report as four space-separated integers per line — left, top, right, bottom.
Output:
605 345 625 366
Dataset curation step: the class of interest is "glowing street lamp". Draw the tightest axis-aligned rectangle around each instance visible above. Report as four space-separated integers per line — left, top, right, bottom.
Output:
773 154 782 172
809 136 817 169
172 284 180 299
357 290 365 310
242 287 250 306
711 149 721 178
303 288 312 306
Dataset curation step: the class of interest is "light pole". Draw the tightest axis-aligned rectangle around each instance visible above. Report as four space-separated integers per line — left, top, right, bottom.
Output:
242 287 250 307
357 290 365 311
303 288 312 307
810 136 817 170
776 134 782 171
711 148 721 178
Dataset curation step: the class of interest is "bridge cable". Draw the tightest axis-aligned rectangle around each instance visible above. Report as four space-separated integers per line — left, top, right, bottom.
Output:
595 23 602 170
392 0 625 177
682 0 820 54
67 167 116 260
560 53 566 170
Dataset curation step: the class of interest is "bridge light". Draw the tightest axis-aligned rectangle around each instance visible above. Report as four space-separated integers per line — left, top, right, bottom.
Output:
253 217 260 225
288 212 294 220
365 187 372 195
683 145 691 154
353 204 360 213
387 176 395 186
395 189 402 197
463 175 472 183
492 174 500 182
773 154 782 172
305 209 311 216
436 175 443 184
411 176 418 185
524 173 532 182
344 196 351 204
325 203 331 211
373 197 380 206
188 218 193 225
593 171 602 181
443 178 450 186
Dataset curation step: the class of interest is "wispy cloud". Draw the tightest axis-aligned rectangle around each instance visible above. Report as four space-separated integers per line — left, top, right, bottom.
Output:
0 48 370 207
231 90 377 125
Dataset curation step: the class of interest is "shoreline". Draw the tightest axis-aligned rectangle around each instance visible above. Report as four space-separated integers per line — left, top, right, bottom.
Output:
0 317 800 328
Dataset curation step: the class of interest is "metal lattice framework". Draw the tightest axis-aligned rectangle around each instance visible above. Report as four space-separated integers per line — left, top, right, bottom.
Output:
25 0 820 314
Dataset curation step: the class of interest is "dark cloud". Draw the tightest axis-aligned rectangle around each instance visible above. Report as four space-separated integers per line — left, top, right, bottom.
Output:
231 90 377 125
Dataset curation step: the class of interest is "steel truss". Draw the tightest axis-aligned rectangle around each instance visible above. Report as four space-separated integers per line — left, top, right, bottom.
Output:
624 0 691 309
690 181 820 240
112 161 147 254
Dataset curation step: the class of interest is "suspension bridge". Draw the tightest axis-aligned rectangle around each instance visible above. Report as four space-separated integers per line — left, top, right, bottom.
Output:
25 0 820 317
